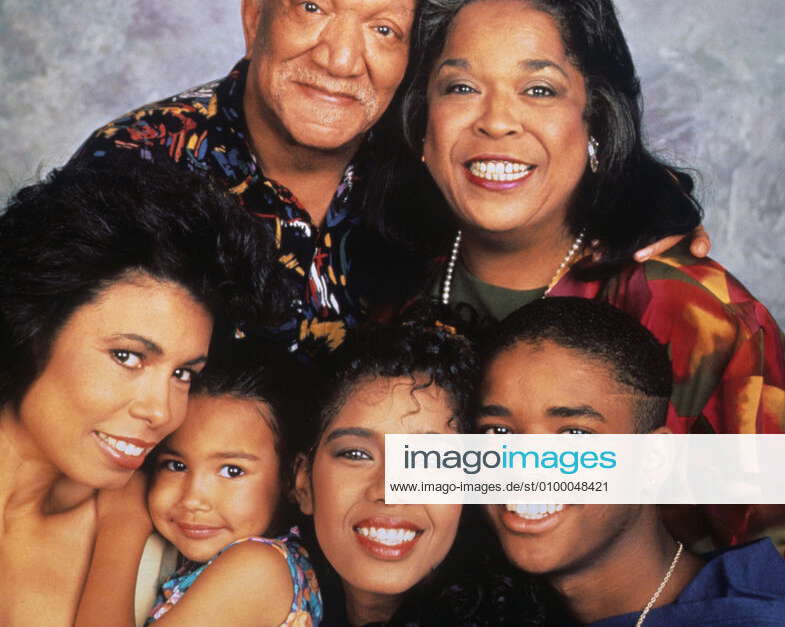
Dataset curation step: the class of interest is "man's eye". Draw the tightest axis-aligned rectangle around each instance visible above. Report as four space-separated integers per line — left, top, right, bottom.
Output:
111 350 142 368
302 2 321 13
338 449 371 461
374 25 393 37
161 459 186 472
563 428 591 435
478 425 511 435
218 465 245 478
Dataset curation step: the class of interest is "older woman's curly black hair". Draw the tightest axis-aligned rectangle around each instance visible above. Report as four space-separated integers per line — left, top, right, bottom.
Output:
0 161 293 408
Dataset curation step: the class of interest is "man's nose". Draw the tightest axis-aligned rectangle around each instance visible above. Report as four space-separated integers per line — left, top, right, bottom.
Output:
311 15 365 78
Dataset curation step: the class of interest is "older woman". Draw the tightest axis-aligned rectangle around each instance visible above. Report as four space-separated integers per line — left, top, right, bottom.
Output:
400 0 785 544
0 163 284 626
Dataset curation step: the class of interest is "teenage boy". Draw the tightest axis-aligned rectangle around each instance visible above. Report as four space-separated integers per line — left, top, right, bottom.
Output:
478 297 785 626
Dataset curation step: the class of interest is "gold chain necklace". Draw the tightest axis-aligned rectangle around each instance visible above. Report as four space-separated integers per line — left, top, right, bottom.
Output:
635 541 684 627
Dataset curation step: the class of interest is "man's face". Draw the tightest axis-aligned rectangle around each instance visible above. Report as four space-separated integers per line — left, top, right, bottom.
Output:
242 0 415 151
477 340 648 577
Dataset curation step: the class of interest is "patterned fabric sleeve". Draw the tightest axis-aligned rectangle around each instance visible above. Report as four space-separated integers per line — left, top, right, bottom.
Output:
146 532 322 626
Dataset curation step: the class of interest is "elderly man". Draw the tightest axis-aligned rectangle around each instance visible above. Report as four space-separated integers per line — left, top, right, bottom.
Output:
71 0 416 357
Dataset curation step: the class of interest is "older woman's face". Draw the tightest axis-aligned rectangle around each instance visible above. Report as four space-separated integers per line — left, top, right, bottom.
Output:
296 377 462 599
17 274 212 489
423 0 588 238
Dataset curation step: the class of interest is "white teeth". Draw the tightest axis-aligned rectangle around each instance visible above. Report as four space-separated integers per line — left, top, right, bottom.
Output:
505 503 565 519
96 432 146 457
356 526 417 546
469 160 533 182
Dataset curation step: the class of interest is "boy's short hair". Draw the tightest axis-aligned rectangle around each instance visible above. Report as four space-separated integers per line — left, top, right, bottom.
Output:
483 297 672 432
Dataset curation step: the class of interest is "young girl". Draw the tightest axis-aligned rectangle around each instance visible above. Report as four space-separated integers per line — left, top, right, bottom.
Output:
75 345 322 627
292 314 481 627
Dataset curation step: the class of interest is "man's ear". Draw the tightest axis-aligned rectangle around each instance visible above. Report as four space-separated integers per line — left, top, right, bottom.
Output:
241 0 264 59
293 453 314 515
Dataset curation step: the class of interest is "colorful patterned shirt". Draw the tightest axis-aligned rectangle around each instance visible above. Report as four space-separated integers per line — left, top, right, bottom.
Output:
146 533 322 626
71 59 368 358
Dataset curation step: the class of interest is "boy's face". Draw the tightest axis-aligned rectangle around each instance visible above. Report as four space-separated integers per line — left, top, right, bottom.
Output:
477 340 647 576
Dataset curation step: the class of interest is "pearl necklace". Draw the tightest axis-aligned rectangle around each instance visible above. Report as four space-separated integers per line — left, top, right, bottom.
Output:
635 541 684 627
440 229 586 305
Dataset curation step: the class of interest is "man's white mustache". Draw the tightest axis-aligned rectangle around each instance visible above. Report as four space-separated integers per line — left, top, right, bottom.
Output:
284 66 377 107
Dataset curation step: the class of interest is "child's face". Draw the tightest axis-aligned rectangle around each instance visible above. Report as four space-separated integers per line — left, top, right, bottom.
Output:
477 340 646 576
296 376 462 598
148 394 280 562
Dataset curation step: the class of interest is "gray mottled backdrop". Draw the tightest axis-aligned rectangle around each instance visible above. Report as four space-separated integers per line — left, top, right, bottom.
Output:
1 0 783 324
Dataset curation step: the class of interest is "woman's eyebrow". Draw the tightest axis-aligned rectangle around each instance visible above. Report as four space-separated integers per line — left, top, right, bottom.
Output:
109 333 162 354
435 57 470 73
324 427 375 443
520 58 568 78
108 332 206 366
183 355 208 367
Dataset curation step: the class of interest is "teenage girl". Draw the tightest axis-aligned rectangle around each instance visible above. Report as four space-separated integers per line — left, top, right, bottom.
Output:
293 315 479 626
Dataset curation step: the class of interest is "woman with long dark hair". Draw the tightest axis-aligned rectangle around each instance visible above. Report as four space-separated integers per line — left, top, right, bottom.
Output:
0 162 285 626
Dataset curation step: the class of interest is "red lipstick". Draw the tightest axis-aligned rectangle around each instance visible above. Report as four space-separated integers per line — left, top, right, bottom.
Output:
93 431 156 470
463 156 535 191
352 516 423 560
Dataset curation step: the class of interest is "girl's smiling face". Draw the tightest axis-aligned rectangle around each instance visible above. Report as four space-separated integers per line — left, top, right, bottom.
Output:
149 394 281 562
423 0 588 241
296 376 462 598
15 274 212 489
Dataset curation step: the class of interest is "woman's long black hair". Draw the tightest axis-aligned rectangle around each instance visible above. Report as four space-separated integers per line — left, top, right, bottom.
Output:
0 160 293 408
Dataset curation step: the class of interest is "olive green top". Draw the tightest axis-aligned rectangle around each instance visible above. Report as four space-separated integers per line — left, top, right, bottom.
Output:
431 260 546 322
